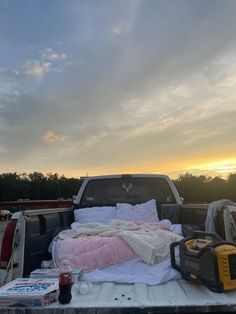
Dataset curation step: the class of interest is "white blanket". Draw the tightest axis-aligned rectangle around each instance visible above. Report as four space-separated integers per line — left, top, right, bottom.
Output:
81 256 181 285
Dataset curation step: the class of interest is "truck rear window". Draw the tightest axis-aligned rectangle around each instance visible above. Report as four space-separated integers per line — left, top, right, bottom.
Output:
80 177 176 206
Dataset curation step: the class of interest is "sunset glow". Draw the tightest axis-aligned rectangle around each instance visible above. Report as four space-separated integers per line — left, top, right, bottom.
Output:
1 1 236 179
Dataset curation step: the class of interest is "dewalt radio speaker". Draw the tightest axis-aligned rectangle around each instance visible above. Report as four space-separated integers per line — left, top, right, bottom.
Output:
170 231 236 292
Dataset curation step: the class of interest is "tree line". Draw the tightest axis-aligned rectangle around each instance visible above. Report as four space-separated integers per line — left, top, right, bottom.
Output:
0 172 235 203
174 173 236 203
0 172 83 201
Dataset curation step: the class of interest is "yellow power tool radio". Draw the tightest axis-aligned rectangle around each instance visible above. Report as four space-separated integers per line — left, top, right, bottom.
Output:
170 231 236 292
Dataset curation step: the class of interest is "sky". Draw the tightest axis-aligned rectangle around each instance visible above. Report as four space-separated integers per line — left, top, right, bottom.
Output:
1 0 236 179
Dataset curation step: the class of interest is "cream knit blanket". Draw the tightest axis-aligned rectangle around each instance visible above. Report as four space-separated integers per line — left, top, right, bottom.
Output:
56 220 182 265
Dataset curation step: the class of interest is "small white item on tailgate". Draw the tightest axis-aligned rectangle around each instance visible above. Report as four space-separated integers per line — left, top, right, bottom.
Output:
77 281 93 295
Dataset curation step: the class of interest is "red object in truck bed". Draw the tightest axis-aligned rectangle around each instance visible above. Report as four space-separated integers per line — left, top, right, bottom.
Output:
0 199 73 210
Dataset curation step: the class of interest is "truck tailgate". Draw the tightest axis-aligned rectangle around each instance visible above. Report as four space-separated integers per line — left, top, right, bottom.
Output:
48 280 236 312
3 279 236 313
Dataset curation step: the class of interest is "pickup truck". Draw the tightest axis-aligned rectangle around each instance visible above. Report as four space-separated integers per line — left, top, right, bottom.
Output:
1 173 236 313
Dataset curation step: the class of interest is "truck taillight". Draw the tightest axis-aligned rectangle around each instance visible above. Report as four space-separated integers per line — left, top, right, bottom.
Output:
0 219 17 268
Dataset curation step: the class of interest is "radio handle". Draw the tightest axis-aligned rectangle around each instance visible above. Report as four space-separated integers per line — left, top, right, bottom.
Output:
170 241 182 273
192 231 222 241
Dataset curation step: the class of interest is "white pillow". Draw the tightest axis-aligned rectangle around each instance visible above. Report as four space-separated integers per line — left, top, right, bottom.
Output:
116 199 159 222
74 206 116 224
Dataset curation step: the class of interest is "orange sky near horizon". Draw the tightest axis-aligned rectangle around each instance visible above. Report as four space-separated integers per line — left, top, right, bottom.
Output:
27 157 235 180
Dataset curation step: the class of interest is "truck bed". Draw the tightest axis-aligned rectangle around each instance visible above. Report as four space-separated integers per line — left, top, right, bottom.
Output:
2 280 236 313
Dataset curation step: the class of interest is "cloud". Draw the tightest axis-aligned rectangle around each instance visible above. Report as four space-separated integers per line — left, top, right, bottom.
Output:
1 0 236 176
19 60 51 80
14 48 70 81
42 48 67 62
110 27 122 34
41 131 68 143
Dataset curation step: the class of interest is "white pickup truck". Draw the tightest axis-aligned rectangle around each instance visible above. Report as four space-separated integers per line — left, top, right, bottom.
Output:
1 174 236 313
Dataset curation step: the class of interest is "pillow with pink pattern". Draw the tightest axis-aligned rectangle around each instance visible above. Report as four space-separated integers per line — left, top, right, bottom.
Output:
116 199 159 222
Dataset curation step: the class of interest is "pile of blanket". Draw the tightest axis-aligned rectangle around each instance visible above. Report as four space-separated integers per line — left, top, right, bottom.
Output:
51 200 183 285
53 219 182 271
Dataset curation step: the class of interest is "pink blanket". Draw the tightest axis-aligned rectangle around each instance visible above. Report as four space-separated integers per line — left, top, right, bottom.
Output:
53 236 136 271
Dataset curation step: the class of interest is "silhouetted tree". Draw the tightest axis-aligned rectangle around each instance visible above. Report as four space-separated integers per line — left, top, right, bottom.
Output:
28 172 47 199
173 172 236 203
174 173 208 203
226 174 236 201
205 176 226 202
0 172 83 201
